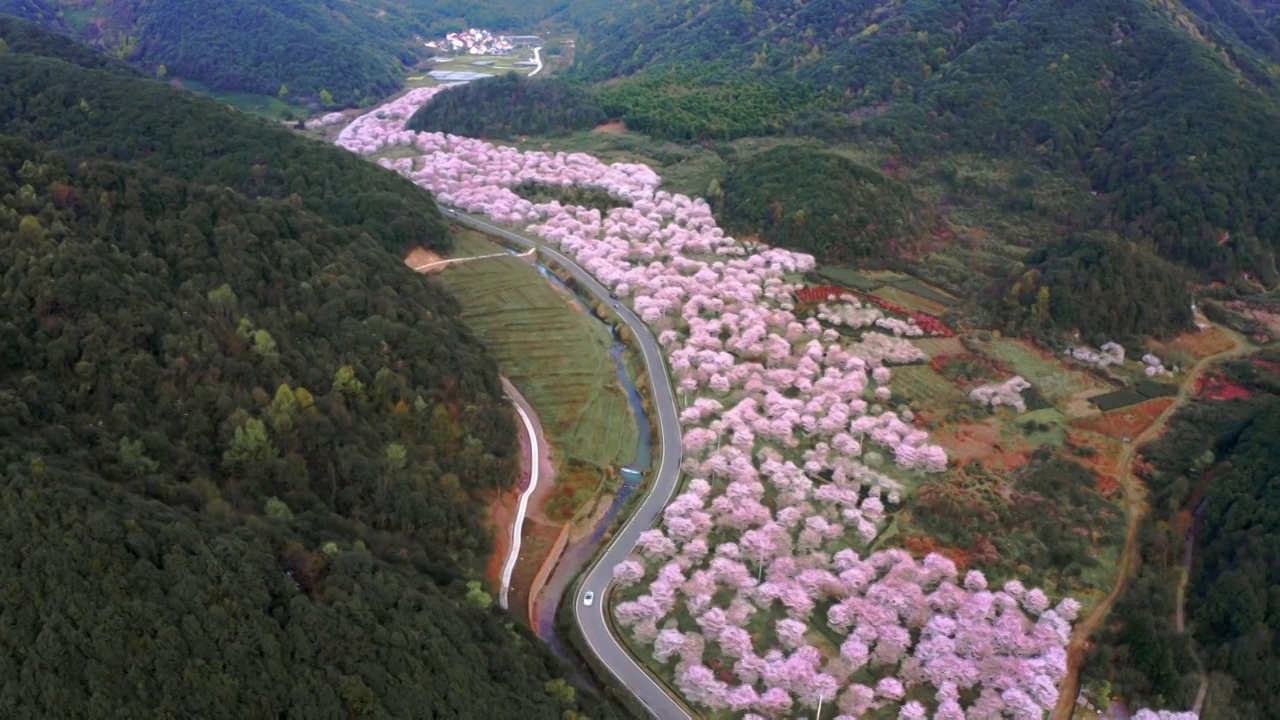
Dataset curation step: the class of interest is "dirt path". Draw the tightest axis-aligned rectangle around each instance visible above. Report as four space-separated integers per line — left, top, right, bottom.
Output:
499 378 544 610
1052 324 1251 719
482 378 556 623
1176 533 1211 715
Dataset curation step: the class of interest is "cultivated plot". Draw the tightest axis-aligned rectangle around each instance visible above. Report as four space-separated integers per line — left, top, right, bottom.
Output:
437 235 639 470
978 339 1112 405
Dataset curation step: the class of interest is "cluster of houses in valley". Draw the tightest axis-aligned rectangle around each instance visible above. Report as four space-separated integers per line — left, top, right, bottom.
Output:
425 28 542 56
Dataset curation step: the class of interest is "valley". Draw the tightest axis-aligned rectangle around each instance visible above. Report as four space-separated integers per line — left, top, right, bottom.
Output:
322 77 1271 719
1 3 1277 719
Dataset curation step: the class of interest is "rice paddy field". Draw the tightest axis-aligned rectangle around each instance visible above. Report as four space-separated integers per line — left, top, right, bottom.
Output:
437 230 639 470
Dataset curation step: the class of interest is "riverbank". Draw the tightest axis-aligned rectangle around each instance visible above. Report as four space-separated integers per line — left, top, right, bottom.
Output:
416 224 655 650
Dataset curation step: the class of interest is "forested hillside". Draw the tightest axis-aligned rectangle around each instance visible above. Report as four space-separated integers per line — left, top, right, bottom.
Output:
716 144 928 262
0 0 579 105
407 72 605 139
1084 351 1280 718
994 235 1194 344
567 0 1280 275
0 0 422 104
0 19 619 717
0 15 448 256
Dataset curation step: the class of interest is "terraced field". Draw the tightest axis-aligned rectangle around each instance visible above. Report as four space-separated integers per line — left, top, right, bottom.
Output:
436 230 639 470
892 364 969 408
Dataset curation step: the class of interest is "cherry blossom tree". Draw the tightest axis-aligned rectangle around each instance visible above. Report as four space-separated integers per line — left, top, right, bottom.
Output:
329 91 1081 720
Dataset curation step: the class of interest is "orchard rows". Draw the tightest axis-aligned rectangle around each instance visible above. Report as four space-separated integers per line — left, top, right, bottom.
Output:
333 88 1193 720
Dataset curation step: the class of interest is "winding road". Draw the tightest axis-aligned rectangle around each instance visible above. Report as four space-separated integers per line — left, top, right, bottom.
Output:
528 47 544 77
441 209 692 719
499 378 542 611
1051 323 1251 719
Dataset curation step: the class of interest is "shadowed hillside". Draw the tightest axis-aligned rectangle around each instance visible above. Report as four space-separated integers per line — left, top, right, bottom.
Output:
0 18 624 718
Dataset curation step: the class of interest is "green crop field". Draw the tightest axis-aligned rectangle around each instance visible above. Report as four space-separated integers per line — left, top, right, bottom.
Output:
174 78 311 121
892 365 969 408
438 230 639 470
811 265 885 293
979 338 1110 403
1088 389 1148 412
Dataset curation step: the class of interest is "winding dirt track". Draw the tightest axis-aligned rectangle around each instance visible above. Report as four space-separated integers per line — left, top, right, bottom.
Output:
499 377 544 610
1051 323 1251 719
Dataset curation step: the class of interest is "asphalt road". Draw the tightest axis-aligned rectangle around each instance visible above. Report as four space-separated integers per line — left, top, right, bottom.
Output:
442 209 692 719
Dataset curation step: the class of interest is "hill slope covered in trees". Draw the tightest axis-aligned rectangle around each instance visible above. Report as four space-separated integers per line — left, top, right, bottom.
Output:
0 15 450 256
1084 352 1280 718
716 144 929 263
0 0 575 106
407 72 606 139
0 18 620 718
566 0 1280 276
994 234 1194 345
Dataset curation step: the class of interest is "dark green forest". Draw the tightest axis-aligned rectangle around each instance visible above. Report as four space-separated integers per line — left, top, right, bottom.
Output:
407 72 604 139
593 71 816 142
0 0 420 104
565 0 1280 277
510 181 629 215
1084 350 1280 718
0 0 580 105
716 144 928 263
994 234 1194 344
0 15 449 257
0 19 618 718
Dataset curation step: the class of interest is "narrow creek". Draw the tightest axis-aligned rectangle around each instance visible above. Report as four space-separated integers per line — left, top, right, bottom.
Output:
514 251 654 656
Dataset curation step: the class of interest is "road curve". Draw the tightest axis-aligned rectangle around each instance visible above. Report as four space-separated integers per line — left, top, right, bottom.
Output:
528 47 544 77
499 378 542 610
443 209 691 719
1050 322 1252 719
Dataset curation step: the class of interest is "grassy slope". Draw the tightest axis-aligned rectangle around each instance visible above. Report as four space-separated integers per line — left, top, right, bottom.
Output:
438 228 640 472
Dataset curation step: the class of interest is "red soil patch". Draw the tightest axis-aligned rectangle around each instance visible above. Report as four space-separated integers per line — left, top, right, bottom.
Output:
1069 398 1173 441
1253 357 1280 373
592 121 628 134
794 285 855 304
404 246 447 273
1065 431 1122 483
929 418 1031 472
1095 474 1121 500
1195 372 1254 401
1156 326 1237 360
484 487 519 591
903 534 973 572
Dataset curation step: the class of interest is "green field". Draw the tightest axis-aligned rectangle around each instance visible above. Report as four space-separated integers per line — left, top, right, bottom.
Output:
438 230 639 470
978 338 1110 403
892 364 969 408
174 78 312 121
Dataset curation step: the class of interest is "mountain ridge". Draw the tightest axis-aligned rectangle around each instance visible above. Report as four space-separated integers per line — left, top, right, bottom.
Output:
565 0 1279 277
0 17 623 717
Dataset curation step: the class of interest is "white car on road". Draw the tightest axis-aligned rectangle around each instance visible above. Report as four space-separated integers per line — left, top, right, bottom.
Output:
583 591 595 606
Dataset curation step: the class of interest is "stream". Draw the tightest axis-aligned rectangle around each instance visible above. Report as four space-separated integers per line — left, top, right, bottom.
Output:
513 250 654 655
